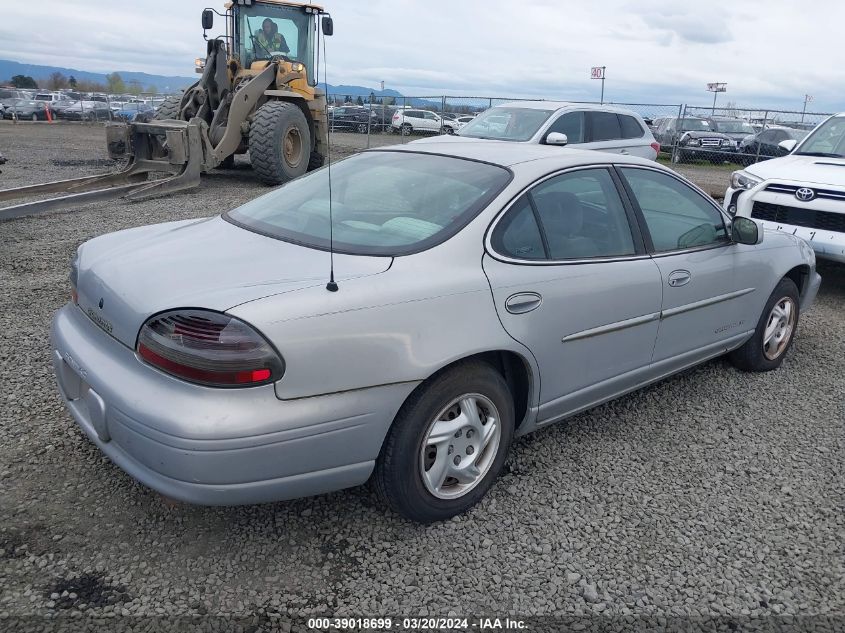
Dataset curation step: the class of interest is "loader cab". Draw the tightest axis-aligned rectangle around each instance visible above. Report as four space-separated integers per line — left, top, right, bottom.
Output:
232 2 320 85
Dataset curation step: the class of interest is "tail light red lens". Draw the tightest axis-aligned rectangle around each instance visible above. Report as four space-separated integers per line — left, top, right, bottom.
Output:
136 309 284 388
651 141 661 154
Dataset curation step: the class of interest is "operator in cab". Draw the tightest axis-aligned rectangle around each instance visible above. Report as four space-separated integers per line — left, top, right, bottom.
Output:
254 18 289 55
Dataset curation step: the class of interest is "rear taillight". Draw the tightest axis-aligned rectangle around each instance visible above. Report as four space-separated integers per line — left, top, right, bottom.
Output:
392 113 400 121
136 309 284 388
651 141 660 154
70 253 79 305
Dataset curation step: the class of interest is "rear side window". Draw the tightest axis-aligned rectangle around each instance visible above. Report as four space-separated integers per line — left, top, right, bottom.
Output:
619 115 644 139
546 111 584 143
588 112 622 141
490 196 546 260
491 168 637 261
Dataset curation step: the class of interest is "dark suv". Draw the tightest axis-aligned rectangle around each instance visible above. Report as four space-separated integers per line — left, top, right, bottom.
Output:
654 116 735 163
328 106 376 133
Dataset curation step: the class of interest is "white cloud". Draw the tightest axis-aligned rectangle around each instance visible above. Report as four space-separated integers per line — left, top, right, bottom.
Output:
2 0 844 111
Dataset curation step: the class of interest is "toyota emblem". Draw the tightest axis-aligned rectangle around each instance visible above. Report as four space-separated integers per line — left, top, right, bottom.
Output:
795 187 816 202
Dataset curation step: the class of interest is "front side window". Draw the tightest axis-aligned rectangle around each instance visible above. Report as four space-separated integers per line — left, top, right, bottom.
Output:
621 168 728 252
458 107 554 141
491 169 636 261
545 111 584 144
795 116 845 158
226 151 511 256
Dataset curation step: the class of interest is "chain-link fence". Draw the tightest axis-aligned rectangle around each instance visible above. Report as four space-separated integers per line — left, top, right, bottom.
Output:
324 95 833 163
660 104 833 167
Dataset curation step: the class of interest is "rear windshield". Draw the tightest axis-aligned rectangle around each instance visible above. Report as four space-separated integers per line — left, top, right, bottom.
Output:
225 151 512 256
458 107 554 141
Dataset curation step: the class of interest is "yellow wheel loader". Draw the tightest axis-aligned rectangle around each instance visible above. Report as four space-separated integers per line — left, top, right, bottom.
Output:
0 0 333 220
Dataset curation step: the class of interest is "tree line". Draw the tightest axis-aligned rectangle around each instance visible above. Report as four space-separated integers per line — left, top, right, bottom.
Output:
3 72 159 95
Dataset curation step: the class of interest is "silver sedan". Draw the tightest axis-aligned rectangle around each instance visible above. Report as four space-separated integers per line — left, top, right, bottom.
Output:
52 141 821 522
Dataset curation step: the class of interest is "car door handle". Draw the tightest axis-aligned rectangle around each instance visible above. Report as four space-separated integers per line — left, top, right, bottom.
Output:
505 292 543 314
668 270 691 287
620 149 630 154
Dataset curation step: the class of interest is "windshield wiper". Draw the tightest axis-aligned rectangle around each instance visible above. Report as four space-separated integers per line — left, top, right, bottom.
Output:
794 151 845 158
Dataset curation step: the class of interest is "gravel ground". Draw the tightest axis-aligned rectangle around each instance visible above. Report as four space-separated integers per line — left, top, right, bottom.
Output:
1 121 843 631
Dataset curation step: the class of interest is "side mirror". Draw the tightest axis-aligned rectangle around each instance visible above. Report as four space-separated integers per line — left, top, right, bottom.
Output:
778 139 798 153
732 216 763 245
201 9 214 30
322 16 334 36
545 132 568 146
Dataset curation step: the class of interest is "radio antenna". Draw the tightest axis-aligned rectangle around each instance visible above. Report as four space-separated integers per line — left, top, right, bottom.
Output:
322 20 338 292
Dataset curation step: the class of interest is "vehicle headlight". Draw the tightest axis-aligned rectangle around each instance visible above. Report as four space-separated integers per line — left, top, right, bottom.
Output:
730 170 762 190
721 139 735 147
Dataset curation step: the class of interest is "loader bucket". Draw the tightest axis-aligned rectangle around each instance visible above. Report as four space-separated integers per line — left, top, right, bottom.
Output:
0 119 209 221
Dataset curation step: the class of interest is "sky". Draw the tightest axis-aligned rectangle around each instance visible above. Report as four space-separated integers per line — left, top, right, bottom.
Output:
2 0 844 112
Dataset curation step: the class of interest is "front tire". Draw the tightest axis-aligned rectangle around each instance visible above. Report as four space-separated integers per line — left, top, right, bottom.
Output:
400 123 413 136
249 101 311 185
374 361 515 523
730 278 800 372
154 96 181 121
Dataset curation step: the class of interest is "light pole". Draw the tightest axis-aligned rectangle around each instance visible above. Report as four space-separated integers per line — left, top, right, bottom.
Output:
707 82 727 115
802 94 813 123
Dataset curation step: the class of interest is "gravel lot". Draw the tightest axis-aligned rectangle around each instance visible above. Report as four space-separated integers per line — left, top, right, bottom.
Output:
1 121 843 631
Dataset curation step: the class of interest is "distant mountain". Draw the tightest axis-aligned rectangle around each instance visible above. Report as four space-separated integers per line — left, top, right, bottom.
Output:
0 59 195 93
0 59 407 100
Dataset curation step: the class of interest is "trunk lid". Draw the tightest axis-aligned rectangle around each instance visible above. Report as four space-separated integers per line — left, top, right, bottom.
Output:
75 216 391 347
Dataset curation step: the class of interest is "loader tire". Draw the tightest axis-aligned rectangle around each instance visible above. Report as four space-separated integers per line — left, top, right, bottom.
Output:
249 102 310 185
308 150 325 170
154 96 181 121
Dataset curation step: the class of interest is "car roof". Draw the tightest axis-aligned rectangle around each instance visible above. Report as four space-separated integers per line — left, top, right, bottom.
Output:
493 100 644 116
377 140 659 169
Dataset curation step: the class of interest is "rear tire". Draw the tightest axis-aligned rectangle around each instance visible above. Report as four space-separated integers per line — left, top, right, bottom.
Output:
31 113 38 122
154 96 181 121
400 123 413 136
249 101 311 185
374 361 515 523
730 278 800 372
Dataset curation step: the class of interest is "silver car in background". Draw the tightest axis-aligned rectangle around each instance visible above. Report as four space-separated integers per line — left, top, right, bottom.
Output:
52 142 820 522
413 101 660 160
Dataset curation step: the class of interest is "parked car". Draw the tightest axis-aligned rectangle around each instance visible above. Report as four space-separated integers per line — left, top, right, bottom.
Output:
34 92 63 103
57 101 112 121
52 141 819 522
654 116 735 163
705 117 757 159
725 112 845 262
368 106 397 131
391 109 461 135
329 106 375 133
114 102 155 122
0 88 27 106
418 101 659 160
47 98 78 115
456 115 476 125
738 127 809 165
2 100 50 121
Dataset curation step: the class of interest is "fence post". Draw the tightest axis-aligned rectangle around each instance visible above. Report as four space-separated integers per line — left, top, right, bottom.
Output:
673 104 686 163
755 111 768 165
441 96 446 134
489 97 493 109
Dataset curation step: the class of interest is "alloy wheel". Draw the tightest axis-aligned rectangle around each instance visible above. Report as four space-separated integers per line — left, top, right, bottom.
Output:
419 393 501 499
762 296 796 361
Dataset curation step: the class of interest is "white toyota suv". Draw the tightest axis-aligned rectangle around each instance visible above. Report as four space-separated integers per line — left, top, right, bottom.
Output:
411 101 660 160
724 113 845 263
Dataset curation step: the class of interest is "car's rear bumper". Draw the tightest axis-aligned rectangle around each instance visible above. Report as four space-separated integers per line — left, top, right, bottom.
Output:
51 304 418 505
